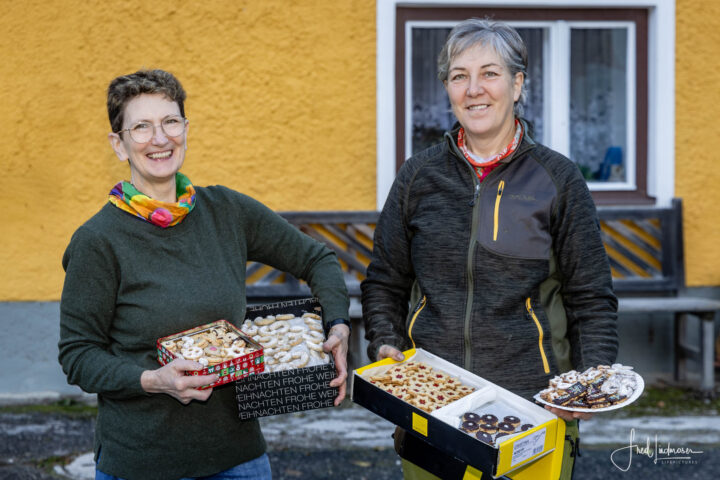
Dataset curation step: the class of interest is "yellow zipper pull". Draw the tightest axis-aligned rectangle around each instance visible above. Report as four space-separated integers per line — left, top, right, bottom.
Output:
526 297 550 374
493 180 505 241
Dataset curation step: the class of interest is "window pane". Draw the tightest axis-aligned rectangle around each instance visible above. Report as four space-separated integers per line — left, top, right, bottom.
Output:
411 27 454 154
410 26 545 156
570 28 628 182
518 28 544 143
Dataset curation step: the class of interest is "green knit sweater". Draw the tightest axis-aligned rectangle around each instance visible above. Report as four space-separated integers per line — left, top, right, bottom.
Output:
59 184 349 479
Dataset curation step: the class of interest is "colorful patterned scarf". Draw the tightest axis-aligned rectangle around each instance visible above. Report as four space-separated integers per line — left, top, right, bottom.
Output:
108 172 196 228
458 119 523 182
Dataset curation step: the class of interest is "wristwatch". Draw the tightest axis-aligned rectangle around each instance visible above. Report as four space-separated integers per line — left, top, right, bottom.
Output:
325 318 352 335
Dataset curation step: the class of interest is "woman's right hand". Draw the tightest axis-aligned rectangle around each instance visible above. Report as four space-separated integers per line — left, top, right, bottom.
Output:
140 359 219 404
376 344 405 362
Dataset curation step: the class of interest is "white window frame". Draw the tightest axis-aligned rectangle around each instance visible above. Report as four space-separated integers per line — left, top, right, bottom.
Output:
377 0 675 208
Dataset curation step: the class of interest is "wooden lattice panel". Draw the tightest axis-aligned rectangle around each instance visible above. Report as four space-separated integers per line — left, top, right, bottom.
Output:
245 202 683 298
245 212 379 298
596 200 682 293
601 218 663 280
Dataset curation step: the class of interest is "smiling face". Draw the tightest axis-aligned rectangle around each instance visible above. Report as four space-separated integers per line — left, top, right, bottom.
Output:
109 93 187 201
444 43 523 157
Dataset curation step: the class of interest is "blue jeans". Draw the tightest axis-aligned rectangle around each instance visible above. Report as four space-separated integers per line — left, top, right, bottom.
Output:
95 453 272 480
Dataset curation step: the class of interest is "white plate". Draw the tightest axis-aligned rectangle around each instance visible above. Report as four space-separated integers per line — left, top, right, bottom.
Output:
533 372 644 413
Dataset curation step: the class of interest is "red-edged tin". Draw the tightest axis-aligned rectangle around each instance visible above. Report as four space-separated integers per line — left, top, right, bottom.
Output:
156 320 264 389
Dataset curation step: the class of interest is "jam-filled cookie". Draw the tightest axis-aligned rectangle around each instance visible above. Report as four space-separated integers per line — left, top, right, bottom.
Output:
204 345 223 357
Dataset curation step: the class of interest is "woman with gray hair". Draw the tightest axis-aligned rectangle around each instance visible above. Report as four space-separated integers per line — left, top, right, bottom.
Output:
362 18 618 479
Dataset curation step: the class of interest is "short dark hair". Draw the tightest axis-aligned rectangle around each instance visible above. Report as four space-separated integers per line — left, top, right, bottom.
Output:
107 69 186 133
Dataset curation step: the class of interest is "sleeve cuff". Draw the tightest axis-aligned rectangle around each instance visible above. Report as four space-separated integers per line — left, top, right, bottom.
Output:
325 318 351 336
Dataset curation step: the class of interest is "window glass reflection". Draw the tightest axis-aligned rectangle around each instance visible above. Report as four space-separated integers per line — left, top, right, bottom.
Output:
570 28 628 182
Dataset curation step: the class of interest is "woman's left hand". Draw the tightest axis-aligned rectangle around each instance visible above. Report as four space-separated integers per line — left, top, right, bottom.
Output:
544 405 593 422
323 324 351 406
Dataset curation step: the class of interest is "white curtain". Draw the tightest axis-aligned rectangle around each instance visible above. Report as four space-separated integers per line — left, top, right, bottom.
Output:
570 28 628 182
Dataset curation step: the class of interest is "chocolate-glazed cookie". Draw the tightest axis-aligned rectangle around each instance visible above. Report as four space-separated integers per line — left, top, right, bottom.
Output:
480 413 498 425
503 416 521 428
460 420 480 433
586 393 608 405
520 423 535 431
497 422 516 434
462 412 481 423
475 431 494 444
478 423 498 434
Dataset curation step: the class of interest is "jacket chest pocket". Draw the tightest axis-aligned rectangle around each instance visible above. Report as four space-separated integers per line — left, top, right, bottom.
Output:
477 180 553 259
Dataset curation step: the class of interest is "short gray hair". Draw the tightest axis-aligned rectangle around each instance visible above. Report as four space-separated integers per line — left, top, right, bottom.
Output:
438 18 528 116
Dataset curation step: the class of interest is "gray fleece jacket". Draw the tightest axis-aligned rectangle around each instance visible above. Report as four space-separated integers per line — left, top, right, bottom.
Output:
361 125 618 399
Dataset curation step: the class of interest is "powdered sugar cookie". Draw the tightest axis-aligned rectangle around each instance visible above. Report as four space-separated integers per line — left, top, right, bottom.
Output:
254 315 275 326
287 334 304 346
303 330 325 343
269 320 290 334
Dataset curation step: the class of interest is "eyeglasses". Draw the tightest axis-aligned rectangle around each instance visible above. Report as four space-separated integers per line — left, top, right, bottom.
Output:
117 115 188 143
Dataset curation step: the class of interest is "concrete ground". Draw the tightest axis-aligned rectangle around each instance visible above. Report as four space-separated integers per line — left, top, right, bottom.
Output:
2 402 720 479
2 301 720 478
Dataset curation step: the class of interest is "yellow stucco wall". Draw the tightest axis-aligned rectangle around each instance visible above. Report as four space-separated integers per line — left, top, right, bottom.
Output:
676 0 720 287
4 1 720 301
0 0 376 300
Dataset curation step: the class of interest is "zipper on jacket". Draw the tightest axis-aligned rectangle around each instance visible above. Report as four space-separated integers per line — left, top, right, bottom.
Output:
447 129 536 371
407 296 427 350
526 297 550 374
448 134 499 371
463 176 481 370
493 180 505 241
468 183 480 206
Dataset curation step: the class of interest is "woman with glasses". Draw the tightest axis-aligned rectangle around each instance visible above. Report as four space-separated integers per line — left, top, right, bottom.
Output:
59 69 351 480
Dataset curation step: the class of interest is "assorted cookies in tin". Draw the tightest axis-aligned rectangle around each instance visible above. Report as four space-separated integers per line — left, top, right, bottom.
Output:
161 325 257 367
